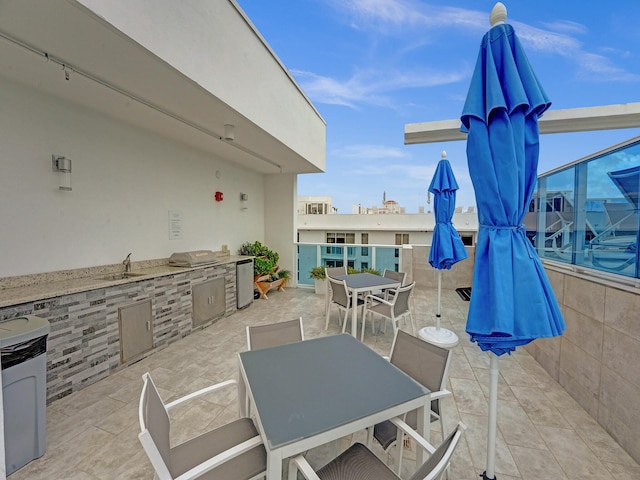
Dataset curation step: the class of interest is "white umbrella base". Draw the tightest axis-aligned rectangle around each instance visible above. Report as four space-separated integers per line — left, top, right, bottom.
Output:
418 326 459 348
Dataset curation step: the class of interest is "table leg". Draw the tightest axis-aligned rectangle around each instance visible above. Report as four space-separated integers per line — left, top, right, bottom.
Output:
415 402 430 466
351 291 358 338
266 449 283 480
238 363 248 417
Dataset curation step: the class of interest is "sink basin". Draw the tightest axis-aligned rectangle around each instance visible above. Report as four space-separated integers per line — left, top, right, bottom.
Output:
99 272 146 281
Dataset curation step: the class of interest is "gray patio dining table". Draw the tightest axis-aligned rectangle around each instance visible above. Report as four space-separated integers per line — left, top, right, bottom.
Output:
238 334 430 479
334 272 401 338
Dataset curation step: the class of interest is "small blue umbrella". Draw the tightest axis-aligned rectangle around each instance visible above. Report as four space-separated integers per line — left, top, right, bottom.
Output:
421 152 468 347
428 152 468 271
460 4 565 479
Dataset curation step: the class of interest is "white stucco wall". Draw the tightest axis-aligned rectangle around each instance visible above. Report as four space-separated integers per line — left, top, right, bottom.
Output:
297 212 479 247
0 77 268 276
264 173 298 286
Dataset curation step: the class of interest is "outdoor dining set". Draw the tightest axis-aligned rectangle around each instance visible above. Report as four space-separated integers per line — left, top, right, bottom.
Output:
134 3 569 478
137 313 466 480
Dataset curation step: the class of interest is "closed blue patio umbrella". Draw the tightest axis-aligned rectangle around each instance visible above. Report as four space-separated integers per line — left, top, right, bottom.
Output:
420 151 468 347
460 4 565 479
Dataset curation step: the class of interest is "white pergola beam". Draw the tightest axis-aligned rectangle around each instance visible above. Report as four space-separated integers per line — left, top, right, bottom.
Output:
404 102 640 144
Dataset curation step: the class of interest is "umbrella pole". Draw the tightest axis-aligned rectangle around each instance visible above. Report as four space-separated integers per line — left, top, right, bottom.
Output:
436 270 442 331
484 353 500 480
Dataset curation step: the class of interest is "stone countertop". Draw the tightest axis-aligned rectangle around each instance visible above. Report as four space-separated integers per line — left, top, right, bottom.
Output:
0 255 251 309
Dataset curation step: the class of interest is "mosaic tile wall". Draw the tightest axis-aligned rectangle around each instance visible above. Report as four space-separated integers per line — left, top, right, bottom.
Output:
0 263 237 404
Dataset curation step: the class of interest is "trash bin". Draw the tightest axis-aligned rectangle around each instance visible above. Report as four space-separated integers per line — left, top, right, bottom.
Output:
0 315 50 475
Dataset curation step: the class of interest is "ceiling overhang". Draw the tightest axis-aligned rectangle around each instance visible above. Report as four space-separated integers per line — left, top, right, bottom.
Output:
0 0 323 175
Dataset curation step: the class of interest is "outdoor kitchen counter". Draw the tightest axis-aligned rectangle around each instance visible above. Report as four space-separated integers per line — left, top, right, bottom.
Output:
0 255 251 308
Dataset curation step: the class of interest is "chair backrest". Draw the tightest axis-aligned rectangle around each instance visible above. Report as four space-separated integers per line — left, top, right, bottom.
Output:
247 318 304 350
383 269 407 286
409 422 466 480
390 329 452 396
138 373 173 479
391 281 415 316
325 266 347 279
604 202 638 235
327 276 350 308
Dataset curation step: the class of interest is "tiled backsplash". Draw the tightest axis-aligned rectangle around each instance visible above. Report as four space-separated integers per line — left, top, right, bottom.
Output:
0 262 237 405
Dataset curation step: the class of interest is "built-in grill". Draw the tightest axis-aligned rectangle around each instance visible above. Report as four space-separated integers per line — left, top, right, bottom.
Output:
168 250 219 267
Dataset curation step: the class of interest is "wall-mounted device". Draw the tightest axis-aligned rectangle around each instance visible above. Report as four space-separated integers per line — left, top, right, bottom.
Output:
52 155 72 191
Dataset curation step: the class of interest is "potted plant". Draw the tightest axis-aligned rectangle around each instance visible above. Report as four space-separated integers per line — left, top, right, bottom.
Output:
309 266 327 295
238 241 286 299
273 268 291 286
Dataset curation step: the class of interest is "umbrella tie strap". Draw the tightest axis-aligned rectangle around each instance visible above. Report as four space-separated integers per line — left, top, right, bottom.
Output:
480 224 533 259
479 223 525 231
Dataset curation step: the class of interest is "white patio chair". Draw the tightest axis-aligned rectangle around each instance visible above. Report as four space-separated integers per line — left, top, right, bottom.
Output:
325 266 347 279
325 276 364 334
362 282 416 340
246 317 304 350
138 372 266 480
324 266 348 314
373 269 407 300
369 330 454 474
288 420 466 480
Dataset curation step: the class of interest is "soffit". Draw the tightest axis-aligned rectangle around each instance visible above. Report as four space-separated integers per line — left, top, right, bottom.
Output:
0 0 322 174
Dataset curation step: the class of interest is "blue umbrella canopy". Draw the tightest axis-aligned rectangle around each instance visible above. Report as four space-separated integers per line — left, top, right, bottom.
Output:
428 157 468 270
460 22 565 357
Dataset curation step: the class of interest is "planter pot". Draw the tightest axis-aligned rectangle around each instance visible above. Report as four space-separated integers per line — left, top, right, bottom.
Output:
254 278 285 300
314 278 326 295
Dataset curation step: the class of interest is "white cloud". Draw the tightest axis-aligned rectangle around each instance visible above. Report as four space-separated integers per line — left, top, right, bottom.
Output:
511 21 583 55
333 0 486 31
541 20 588 35
333 144 408 159
329 1 638 85
292 68 467 108
574 53 640 81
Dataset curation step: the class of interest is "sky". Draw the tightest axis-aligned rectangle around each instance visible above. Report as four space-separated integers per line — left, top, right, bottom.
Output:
236 0 640 213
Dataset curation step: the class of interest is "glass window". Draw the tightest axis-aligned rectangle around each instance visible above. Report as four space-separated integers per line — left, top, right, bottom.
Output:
361 233 368 244
395 233 409 245
531 138 639 279
326 233 355 244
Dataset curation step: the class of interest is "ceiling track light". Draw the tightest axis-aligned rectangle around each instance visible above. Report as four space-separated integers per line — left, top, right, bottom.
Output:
0 29 283 172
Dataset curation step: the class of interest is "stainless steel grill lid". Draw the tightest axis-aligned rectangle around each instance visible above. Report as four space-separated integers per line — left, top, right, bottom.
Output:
169 250 219 267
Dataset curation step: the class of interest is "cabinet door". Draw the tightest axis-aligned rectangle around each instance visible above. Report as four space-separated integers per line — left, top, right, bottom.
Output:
192 277 225 327
119 299 153 363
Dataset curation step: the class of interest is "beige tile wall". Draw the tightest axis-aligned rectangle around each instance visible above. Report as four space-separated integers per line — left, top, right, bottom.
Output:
524 268 640 464
405 245 475 290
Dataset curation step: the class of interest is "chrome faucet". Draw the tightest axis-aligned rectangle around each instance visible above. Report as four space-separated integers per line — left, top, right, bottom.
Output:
123 253 132 273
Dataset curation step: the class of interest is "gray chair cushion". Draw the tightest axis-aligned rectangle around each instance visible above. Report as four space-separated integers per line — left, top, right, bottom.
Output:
373 409 438 450
248 318 303 350
170 417 266 480
316 443 400 480
408 425 461 480
373 331 449 450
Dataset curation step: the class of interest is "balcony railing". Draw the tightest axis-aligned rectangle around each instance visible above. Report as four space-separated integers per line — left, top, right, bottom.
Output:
297 243 402 286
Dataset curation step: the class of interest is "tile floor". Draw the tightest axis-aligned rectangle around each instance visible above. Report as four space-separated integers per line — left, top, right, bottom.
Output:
8 286 640 479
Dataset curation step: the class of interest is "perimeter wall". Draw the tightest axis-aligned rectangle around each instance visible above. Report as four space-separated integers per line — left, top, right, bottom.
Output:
525 266 640 464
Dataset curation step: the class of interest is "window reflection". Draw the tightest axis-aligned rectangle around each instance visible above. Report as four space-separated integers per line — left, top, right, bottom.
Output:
530 138 640 278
